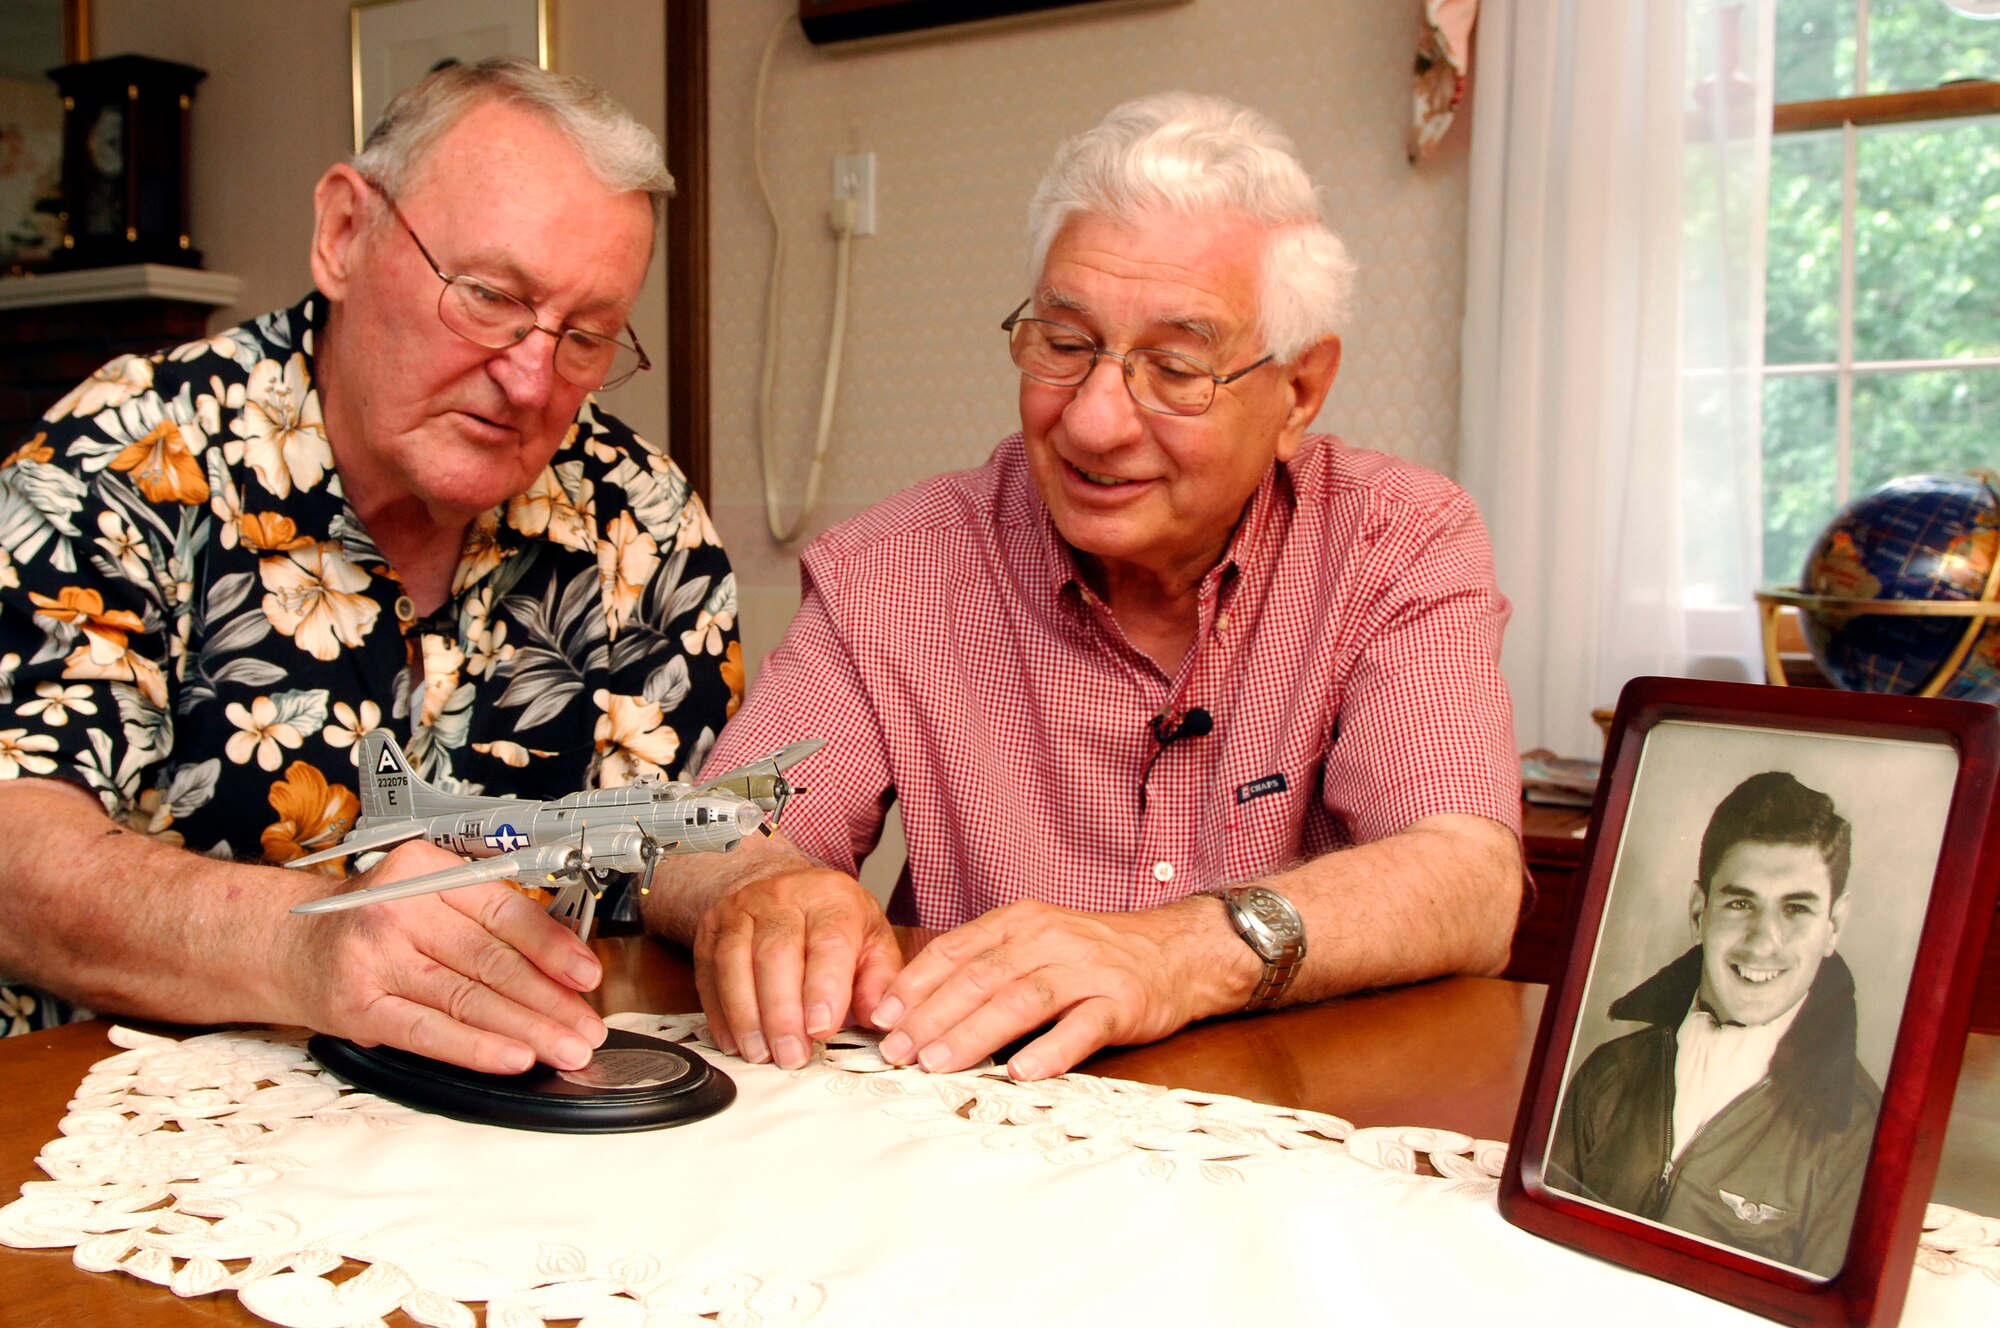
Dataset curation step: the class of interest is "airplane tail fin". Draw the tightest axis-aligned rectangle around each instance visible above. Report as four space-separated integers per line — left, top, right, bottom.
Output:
358 730 439 822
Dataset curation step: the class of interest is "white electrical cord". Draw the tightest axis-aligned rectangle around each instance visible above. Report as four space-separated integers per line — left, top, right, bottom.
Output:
753 14 858 544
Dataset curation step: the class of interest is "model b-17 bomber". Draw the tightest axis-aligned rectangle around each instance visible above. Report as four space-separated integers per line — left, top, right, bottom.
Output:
286 729 825 938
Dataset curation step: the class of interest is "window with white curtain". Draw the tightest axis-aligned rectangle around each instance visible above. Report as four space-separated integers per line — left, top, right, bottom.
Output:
1761 0 2000 590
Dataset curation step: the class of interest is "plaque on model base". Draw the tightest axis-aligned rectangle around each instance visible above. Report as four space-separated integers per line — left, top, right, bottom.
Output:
308 1026 736 1133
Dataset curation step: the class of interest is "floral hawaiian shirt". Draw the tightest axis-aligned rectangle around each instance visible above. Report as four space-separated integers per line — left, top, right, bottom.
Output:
0 293 742 1035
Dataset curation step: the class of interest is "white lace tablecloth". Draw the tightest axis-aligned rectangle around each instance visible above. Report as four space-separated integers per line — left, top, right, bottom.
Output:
4 1015 1998 1327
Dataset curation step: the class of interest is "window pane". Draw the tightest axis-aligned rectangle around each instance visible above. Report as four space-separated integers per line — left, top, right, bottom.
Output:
1765 129 1847 365
1865 0 2000 96
1762 373 1842 584
1851 367 2000 495
1852 114 2000 362
1776 0 1859 102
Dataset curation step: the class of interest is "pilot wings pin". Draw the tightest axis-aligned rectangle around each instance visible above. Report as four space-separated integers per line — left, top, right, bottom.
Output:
1718 1188 1789 1225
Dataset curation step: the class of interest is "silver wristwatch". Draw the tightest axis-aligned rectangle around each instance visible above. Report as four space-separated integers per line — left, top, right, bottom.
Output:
1215 885 1307 1011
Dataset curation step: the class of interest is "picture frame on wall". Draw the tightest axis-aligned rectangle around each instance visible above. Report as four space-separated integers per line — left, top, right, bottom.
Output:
1499 676 2000 1328
351 0 547 152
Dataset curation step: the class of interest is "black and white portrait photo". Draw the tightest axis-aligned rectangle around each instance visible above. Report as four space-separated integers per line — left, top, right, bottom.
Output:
1543 718 1958 1281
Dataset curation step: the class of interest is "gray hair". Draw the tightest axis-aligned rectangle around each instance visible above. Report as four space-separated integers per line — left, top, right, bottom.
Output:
1026 92 1354 363
353 57 673 225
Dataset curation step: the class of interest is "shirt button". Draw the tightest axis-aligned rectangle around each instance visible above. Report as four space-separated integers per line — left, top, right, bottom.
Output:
1217 612 1232 632
394 595 417 625
1152 860 1175 884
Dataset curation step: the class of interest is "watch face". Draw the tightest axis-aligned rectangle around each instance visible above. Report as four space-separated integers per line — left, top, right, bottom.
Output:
1233 887 1305 956
1244 891 1300 935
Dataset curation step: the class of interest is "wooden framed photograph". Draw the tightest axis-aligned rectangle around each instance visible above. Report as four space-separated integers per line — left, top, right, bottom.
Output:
1500 676 2000 1328
350 0 547 152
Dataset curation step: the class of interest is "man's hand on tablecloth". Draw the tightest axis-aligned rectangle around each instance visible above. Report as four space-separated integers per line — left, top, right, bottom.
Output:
283 840 607 1076
692 866 904 1069
869 896 1256 1081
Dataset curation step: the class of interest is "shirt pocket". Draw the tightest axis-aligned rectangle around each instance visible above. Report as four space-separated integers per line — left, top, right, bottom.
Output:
1218 764 1309 884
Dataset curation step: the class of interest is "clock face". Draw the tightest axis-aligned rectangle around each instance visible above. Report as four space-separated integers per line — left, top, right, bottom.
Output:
73 101 128 240
85 106 123 177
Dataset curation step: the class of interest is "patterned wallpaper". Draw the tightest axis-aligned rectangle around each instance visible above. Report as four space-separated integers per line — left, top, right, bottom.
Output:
706 0 1475 668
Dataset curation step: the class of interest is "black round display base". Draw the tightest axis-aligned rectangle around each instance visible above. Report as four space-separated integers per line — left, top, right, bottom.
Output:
307 1027 736 1133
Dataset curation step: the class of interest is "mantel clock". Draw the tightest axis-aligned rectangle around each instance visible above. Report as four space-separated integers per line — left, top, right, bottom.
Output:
47 54 206 269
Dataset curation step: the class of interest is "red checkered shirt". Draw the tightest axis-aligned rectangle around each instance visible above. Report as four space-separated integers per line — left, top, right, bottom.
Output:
705 434 1520 929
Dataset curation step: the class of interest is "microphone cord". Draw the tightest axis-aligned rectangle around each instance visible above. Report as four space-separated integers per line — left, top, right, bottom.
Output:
1138 707 1213 813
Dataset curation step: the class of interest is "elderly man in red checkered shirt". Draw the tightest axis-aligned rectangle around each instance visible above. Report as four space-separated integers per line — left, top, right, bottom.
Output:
644 93 1523 1082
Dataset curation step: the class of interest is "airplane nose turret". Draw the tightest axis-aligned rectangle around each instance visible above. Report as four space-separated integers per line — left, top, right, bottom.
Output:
675 796 761 852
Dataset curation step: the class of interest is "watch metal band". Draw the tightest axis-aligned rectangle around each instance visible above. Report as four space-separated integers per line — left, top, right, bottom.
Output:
1246 946 1303 1011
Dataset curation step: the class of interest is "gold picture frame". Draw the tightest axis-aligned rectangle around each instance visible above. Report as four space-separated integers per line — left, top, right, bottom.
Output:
350 0 548 152
66 0 89 62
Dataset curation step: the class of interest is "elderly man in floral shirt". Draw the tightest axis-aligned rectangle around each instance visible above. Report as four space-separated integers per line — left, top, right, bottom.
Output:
0 59 738 1076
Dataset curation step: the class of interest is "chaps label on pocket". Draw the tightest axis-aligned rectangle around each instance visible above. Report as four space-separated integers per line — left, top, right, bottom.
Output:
1235 773 1288 804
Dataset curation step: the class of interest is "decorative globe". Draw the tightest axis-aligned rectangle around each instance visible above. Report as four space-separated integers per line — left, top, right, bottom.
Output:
1797 473 2000 703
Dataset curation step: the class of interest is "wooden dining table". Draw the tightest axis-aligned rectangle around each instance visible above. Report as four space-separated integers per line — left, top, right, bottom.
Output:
5 933 1998 1326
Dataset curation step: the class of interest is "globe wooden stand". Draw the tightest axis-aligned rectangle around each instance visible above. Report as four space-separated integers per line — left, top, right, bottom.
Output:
1756 570 2000 697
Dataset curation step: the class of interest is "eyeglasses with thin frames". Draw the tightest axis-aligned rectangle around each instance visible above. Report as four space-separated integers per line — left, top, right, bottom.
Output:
362 178 651 392
1001 298 1272 417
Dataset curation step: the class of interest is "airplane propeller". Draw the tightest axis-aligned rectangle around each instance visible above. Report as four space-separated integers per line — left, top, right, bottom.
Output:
552 842 587 883
570 819 609 891
695 736 826 833
634 827 663 897
768 777 795 830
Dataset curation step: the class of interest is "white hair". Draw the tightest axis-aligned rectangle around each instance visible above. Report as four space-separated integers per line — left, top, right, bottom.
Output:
353 56 672 224
1026 92 1353 363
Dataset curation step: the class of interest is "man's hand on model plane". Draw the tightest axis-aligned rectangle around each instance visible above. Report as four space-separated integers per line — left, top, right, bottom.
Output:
285 840 607 1074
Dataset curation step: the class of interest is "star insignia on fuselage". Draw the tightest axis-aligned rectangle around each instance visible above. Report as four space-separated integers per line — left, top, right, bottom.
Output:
484 824 530 853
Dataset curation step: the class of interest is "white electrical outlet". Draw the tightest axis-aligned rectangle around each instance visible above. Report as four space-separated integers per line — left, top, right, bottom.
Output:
832 152 877 236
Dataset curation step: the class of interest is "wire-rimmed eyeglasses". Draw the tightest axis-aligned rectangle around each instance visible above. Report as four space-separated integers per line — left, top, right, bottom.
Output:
362 178 651 392
1001 298 1272 417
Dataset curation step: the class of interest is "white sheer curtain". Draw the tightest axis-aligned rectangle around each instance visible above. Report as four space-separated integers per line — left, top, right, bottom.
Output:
1459 0 1772 759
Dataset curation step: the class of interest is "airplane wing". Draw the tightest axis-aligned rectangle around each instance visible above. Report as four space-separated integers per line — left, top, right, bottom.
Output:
289 842 582 915
285 820 427 870
695 737 827 793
